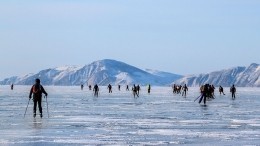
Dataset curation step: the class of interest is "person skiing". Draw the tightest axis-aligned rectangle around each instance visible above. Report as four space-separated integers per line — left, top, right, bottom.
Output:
219 86 225 95
136 85 141 96
11 84 14 90
230 84 236 99
172 84 177 94
29 78 48 118
210 85 215 96
108 84 112 93
148 84 151 94
81 84 84 90
182 84 188 97
198 84 209 105
176 85 182 94
132 84 139 98
126 85 129 91
118 85 121 91
89 85 92 90
172 84 174 93
93 84 99 97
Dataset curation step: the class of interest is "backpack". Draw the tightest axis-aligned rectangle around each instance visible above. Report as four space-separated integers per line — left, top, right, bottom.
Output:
33 84 41 94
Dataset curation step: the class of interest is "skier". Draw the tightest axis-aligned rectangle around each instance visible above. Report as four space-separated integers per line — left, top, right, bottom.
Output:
11 84 14 90
209 85 215 99
198 84 209 105
81 84 84 90
172 84 176 94
177 85 182 94
230 84 236 99
136 85 141 96
89 85 92 90
132 84 139 98
118 85 121 91
210 85 215 96
29 78 48 118
108 84 112 93
219 86 225 95
182 84 188 97
148 84 151 94
93 84 99 97
126 85 129 91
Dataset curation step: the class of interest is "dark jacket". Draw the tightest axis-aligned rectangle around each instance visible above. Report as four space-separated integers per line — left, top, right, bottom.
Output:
29 83 48 99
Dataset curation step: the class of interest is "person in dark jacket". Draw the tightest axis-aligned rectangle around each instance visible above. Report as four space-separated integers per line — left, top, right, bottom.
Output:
11 84 14 90
182 84 188 97
81 84 84 90
199 84 209 105
148 84 151 94
108 84 112 93
136 85 141 96
29 78 48 118
93 84 99 97
132 84 139 98
118 85 121 91
219 86 225 95
230 84 236 99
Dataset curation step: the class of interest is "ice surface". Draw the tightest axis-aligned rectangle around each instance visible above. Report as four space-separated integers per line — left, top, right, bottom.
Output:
0 86 259 145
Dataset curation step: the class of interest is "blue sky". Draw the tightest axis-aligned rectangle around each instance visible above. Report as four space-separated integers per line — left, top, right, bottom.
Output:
0 0 259 79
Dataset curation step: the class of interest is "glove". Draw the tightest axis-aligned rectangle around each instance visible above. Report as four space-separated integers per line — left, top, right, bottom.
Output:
45 93 48 97
29 95 32 99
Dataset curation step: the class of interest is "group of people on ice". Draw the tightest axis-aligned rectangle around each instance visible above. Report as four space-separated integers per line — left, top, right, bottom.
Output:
80 83 150 98
171 83 237 105
81 84 99 97
9 78 238 118
196 84 237 105
172 84 189 97
132 84 142 97
197 84 216 105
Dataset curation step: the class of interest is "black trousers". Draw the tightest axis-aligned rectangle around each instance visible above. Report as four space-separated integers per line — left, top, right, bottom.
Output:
33 97 42 114
232 92 236 99
199 94 207 104
94 91 98 97
182 90 187 96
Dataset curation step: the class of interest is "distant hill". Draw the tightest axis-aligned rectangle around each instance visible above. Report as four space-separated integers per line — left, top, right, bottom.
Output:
0 59 182 86
174 63 260 87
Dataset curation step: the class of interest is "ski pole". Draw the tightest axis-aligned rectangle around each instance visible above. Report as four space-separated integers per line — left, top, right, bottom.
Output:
24 98 31 118
45 96 49 118
194 94 202 102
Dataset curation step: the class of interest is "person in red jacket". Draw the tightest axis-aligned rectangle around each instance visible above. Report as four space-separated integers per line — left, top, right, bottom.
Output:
29 78 48 118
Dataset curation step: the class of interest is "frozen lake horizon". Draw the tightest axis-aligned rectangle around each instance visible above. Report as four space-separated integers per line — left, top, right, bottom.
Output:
0 85 259 145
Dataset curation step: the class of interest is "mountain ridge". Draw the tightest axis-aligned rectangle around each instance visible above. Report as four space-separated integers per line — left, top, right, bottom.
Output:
1 60 259 87
0 59 182 86
174 63 260 87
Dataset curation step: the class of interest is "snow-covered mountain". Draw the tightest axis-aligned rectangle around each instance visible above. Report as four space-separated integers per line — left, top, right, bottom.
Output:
145 69 183 84
174 63 260 87
0 59 182 86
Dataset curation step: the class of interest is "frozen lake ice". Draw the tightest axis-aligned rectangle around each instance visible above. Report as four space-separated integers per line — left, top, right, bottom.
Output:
0 85 259 145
